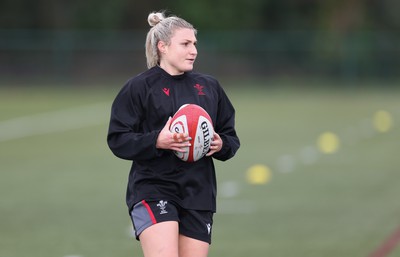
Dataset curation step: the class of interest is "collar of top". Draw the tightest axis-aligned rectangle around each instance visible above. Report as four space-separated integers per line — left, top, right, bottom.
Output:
155 65 188 80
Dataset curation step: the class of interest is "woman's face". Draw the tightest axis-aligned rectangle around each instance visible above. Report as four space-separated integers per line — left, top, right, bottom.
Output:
159 28 197 75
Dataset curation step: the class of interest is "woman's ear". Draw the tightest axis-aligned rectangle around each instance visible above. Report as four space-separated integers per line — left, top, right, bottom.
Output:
157 41 166 54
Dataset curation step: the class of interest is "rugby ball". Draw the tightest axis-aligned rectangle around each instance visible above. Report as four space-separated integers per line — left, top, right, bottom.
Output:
170 104 214 162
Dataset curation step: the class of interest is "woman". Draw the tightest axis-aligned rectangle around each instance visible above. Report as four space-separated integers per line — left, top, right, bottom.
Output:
107 11 240 257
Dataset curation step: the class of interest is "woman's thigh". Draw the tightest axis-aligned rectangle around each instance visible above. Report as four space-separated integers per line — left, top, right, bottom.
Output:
179 234 210 257
139 221 179 257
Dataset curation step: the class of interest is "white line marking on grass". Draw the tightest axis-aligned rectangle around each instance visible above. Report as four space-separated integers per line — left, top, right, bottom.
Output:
0 102 110 142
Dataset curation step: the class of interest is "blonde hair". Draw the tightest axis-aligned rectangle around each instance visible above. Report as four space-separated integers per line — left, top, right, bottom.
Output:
145 11 197 68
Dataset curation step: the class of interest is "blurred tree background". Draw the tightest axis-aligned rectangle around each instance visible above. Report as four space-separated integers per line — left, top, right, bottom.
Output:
0 0 399 83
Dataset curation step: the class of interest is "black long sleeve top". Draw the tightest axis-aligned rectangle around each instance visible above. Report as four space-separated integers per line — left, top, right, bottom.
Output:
107 66 240 212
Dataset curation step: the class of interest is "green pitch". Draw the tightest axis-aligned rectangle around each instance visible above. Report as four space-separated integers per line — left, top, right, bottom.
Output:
0 81 399 257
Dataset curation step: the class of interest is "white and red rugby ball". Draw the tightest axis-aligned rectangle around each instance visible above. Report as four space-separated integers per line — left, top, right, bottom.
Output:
170 104 214 162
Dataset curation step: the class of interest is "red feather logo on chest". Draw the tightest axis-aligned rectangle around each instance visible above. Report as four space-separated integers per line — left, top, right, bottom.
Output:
194 84 206 95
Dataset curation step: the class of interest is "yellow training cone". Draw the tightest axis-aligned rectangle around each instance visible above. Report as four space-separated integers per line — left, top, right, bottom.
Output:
246 164 271 185
317 132 340 154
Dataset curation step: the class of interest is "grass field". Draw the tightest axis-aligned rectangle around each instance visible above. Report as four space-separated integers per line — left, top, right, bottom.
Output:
1 80 400 257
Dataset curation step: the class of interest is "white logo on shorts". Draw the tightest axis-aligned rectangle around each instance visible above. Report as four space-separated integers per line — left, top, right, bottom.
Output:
206 223 212 235
157 200 168 214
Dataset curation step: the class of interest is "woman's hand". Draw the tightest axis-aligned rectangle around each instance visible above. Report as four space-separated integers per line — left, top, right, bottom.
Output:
206 132 223 156
156 117 192 152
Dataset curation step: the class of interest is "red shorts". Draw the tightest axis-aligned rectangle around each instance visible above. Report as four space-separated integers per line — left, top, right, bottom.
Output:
130 200 213 244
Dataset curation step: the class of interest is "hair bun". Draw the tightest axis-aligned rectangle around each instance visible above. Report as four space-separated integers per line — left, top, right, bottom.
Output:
148 12 165 27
